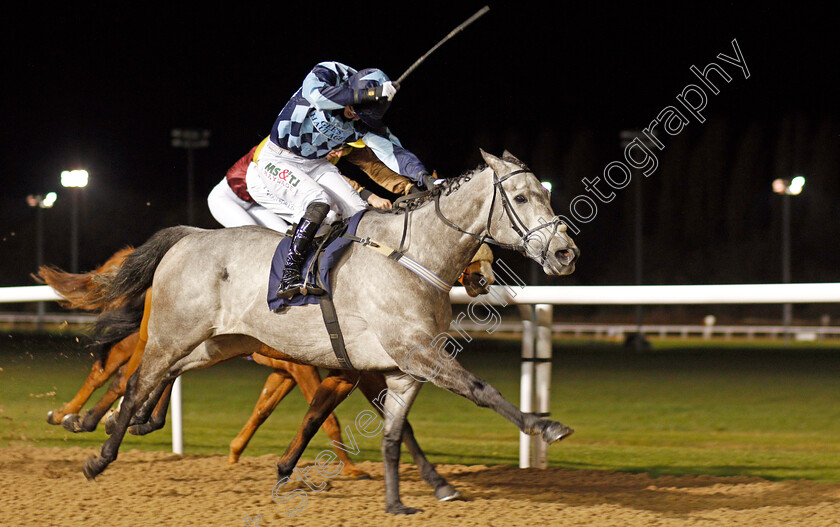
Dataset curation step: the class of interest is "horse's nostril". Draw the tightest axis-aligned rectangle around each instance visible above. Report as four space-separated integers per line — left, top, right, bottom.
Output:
555 249 574 263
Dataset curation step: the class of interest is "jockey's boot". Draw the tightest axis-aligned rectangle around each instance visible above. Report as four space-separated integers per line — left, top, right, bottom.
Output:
276 202 330 301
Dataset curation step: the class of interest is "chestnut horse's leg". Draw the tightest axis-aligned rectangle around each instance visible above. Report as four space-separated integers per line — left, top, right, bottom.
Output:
49 333 137 426
283 360 370 479
275 369 360 481
78 328 148 434
75 362 130 433
228 368 298 464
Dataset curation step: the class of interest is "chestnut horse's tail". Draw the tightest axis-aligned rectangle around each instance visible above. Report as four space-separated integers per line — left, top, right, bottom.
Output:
32 246 135 312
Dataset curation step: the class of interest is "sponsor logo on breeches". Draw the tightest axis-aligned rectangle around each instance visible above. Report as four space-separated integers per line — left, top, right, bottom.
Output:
265 163 301 188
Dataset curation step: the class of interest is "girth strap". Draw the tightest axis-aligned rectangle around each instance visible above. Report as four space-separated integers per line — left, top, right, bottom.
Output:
319 294 354 370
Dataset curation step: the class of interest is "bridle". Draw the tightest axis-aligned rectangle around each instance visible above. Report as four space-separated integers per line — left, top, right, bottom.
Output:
432 167 567 266
354 164 568 293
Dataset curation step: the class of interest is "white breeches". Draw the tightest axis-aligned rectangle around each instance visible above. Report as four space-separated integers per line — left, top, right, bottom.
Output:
245 142 367 225
207 178 291 232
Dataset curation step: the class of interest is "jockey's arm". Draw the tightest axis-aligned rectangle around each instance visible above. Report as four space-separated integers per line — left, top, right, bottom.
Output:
302 62 388 110
341 173 391 210
360 131 432 188
344 147 416 195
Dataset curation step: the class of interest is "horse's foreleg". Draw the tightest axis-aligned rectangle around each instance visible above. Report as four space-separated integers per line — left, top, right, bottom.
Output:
379 372 423 515
290 363 370 479
425 357 573 444
49 333 137 425
275 370 360 480
358 372 458 500
228 370 297 464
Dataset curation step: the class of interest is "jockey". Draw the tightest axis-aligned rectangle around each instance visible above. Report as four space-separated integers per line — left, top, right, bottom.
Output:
207 138 408 230
246 61 435 300
206 141 291 232
209 139 497 297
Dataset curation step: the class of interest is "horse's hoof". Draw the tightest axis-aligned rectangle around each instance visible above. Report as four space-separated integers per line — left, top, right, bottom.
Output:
341 467 371 480
104 414 117 436
542 420 574 444
386 502 423 515
276 464 293 481
435 485 461 501
47 410 59 425
82 456 103 480
61 414 82 433
227 453 240 465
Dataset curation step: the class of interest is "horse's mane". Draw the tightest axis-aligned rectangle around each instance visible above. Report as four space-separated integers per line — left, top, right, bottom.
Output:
440 156 531 193
373 157 531 217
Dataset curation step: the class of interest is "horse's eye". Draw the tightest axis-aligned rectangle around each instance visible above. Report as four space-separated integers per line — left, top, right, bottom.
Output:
514 195 528 204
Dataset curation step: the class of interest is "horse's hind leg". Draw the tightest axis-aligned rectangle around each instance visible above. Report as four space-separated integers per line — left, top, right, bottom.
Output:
357 372 459 500
82 340 181 479
228 370 297 464
128 373 174 427
128 379 175 436
49 333 137 426
288 362 370 479
275 370 360 481
83 288 212 479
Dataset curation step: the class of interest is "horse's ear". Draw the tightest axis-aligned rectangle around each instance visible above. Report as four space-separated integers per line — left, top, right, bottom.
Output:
480 149 506 174
501 150 522 164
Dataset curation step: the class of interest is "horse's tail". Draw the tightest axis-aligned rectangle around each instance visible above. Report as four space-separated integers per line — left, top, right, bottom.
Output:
32 246 135 311
88 291 148 364
98 225 201 307
87 226 200 361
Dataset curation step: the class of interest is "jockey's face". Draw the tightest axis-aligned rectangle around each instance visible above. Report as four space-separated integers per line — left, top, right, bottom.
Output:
344 106 360 120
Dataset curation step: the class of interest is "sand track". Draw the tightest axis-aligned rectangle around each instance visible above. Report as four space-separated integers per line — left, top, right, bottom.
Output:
2 447 839 526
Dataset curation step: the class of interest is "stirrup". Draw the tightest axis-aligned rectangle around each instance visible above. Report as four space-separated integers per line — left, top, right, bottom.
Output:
276 282 325 300
301 283 325 296
276 283 304 301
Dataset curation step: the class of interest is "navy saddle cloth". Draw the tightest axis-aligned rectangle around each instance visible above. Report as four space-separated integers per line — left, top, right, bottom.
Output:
267 210 366 311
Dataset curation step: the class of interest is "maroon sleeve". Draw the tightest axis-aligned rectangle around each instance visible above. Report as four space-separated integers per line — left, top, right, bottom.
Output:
225 146 259 203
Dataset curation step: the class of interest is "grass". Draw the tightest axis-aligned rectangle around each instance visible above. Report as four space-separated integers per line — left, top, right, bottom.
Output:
1 332 839 482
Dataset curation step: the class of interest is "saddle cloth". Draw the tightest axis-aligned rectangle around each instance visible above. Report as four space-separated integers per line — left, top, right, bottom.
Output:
267 210 366 311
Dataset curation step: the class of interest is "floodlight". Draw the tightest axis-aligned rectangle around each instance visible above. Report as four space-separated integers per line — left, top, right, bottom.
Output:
61 169 89 188
42 192 57 208
788 176 805 195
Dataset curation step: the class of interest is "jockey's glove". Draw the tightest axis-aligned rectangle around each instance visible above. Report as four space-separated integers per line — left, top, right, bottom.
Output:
421 172 437 190
354 81 400 104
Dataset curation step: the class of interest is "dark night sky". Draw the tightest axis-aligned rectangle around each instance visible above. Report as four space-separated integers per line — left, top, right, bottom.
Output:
2 2 839 298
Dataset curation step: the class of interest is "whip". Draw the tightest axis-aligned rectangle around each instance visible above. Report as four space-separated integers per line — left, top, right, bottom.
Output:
396 6 490 85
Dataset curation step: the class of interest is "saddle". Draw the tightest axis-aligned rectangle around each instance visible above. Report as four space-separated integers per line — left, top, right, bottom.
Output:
267 211 366 370
267 212 365 312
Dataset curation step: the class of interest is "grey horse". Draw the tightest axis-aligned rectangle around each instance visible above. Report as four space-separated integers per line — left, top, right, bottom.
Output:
83 150 580 514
